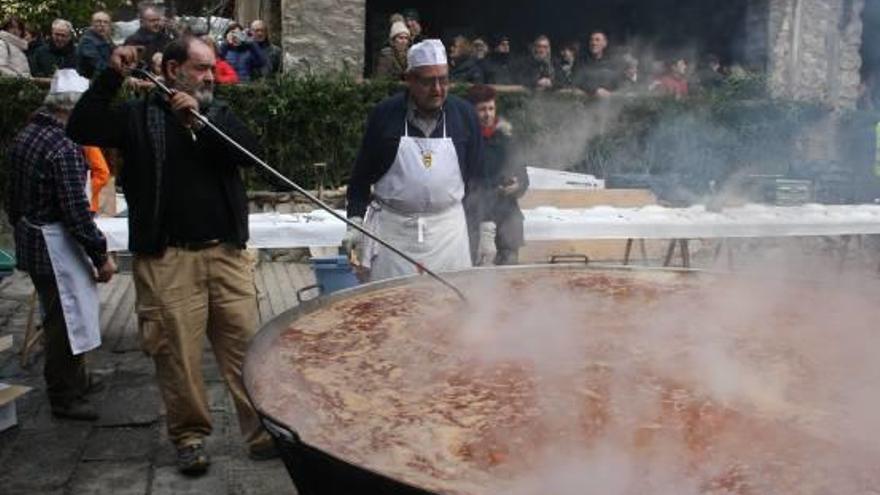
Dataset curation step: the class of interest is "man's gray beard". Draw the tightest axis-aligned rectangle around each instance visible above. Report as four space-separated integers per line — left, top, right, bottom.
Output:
193 89 214 108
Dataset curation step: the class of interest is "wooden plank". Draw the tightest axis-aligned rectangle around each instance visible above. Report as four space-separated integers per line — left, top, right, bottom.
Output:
253 263 272 325
285 263 308 291
519 188 657 210
270 262 298 312
284 263 316 304
260 263 287 320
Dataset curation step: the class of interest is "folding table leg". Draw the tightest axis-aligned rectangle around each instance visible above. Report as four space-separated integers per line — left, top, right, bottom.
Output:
623 239 634 265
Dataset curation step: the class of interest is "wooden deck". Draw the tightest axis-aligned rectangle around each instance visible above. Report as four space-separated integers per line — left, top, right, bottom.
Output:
96 262 315 345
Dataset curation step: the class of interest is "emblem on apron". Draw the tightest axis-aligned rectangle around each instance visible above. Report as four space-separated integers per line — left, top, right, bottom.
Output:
422 151 433 168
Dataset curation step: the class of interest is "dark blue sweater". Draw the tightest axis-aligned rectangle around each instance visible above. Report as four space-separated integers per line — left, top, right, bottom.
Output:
346 91 484 218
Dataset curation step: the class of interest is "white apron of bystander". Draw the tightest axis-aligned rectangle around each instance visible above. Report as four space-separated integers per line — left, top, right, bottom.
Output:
361 113 472 281
40 223 101 355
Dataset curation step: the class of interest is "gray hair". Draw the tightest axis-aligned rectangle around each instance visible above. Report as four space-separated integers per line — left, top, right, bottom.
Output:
51 18 73 33
139 3 165 18
43 91 82 114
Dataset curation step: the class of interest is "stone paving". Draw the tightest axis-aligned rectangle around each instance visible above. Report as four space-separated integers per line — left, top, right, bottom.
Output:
0 269 298 495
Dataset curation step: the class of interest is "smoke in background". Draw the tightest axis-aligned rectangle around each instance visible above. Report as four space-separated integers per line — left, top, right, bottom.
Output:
502 83 853 205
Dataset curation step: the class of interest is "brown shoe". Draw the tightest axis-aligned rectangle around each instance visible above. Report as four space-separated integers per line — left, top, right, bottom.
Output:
51 398 99 421
177 443 210 475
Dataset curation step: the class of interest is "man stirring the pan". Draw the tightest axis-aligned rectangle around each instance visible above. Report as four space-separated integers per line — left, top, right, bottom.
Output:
67 37 277 474
344 39 484 281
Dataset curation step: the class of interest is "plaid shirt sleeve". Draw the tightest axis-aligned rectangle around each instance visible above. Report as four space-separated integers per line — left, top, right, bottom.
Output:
50 144 108 269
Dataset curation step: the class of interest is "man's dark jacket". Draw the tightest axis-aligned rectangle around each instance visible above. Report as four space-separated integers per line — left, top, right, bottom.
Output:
66 69 261 255
29 41 76 77
575 54 621 94
450 56 484 84
123 28 171 63
76 29 113 79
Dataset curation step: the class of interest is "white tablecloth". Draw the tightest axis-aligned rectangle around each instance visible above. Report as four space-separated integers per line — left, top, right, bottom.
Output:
95 204 880 252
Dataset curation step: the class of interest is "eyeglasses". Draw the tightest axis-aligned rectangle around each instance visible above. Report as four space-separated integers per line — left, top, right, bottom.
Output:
414 76 450 88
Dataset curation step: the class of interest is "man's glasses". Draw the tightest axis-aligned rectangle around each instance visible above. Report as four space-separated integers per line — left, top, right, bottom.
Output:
414 75 450 88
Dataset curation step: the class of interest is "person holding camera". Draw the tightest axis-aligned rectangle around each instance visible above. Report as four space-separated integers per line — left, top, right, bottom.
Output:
219 22 266 83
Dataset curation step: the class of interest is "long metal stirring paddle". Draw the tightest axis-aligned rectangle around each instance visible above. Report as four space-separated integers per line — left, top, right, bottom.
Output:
131 68 468 302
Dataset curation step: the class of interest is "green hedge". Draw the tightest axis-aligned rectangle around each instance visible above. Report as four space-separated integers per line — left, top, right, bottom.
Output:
0 74 859 201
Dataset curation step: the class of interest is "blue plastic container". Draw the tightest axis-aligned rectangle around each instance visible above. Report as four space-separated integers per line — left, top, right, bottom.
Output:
309 256 359 295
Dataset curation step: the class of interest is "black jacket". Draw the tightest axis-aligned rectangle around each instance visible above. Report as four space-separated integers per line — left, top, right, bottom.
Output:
124 28 172 63
76 29 114 79
481 123 528 221
514 56 555 88
450 56 485 84
575 54 621 94
29 42 76 77
484 52 515 85
67 69 261 255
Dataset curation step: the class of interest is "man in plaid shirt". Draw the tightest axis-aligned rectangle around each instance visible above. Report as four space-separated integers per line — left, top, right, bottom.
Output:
6 70 116 420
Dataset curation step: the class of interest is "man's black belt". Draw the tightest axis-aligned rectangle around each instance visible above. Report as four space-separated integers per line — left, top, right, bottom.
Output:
166 239 223 251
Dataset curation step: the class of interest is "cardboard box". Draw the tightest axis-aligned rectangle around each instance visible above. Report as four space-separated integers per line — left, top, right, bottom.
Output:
0 383 32 432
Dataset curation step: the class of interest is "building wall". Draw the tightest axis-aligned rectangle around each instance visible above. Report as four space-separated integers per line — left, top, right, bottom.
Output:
280 0 366 76
748 0 864 109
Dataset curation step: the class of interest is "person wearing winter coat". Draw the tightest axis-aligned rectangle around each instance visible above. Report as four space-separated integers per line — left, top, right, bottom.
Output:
77 11 115 79
30 19 77 78
466 84 529 265
123 5 172 64
484 35 514 85
515 35 554 90
373 21 410 80
448 35 484 84
0 17 32 78
219 23 266 83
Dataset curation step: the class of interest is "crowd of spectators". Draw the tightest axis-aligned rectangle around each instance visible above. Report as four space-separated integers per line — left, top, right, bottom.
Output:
0 3 282 85
371 9 736 100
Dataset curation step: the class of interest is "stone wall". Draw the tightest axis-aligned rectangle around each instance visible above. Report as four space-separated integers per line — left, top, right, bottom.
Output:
751 0 864 109
280 0 366 76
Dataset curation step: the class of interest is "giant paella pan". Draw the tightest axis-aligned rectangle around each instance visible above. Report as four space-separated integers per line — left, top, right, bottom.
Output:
244 264 880 494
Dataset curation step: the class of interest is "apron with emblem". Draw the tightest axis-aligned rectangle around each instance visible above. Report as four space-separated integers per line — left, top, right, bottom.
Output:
361 112 472 281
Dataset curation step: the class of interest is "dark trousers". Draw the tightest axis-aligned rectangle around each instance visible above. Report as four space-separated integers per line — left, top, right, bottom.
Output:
29 273 88 407
494 209 524 266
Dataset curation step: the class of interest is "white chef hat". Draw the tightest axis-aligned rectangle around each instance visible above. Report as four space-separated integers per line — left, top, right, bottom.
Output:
49 69 90 94
407 39 447 70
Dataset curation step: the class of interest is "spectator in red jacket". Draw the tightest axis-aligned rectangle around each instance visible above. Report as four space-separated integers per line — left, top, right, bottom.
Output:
651 56 689 100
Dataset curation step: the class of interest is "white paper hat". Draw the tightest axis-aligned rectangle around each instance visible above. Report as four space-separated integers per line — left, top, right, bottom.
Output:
49 69 90 95
407 39 447 69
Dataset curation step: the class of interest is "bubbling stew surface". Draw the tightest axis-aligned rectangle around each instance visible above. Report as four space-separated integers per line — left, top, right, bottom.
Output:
249 268 880 494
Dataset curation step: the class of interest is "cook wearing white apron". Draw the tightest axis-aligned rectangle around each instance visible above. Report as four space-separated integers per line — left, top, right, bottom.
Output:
360 113 473 281
39 221 101 355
